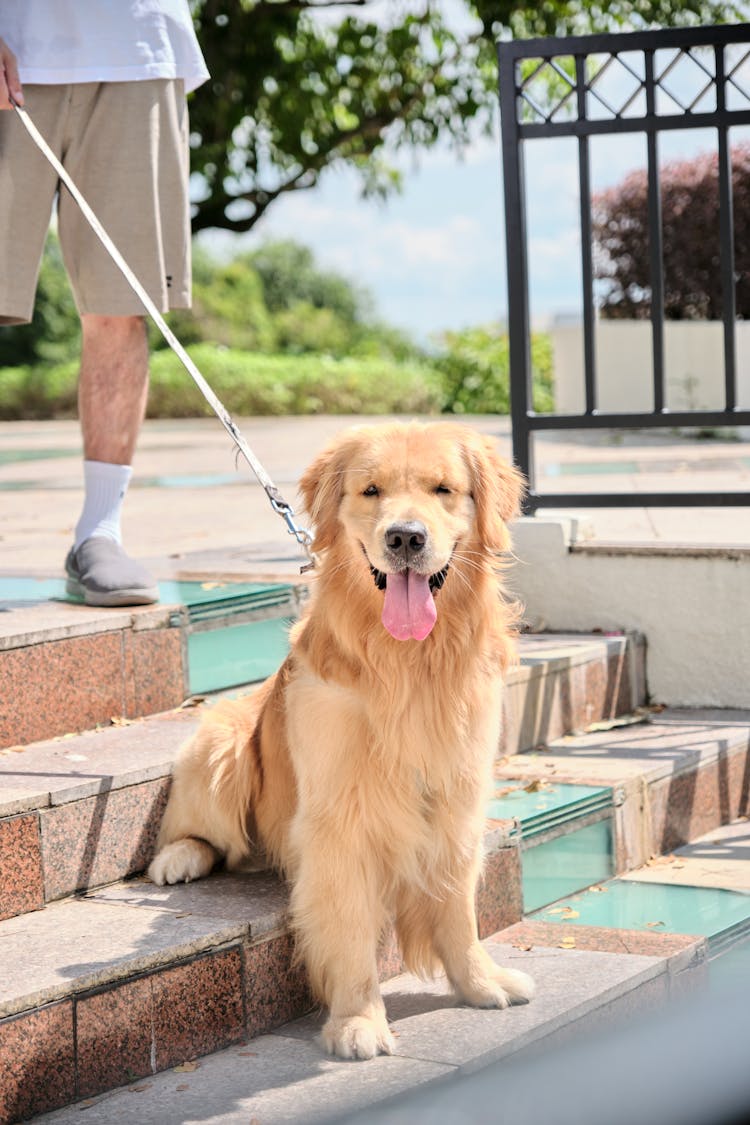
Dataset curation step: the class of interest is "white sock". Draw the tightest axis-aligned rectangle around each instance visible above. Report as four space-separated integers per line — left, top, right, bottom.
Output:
74 460 133 548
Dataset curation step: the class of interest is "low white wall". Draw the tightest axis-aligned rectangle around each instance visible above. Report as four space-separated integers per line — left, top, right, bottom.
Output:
551 320 750 419
509 518 750 708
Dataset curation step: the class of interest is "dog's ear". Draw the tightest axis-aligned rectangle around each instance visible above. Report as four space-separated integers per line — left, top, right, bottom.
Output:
462 431 526 551
298 433 356 552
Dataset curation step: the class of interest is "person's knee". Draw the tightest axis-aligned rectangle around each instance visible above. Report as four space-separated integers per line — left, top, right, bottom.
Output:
82 313 147 343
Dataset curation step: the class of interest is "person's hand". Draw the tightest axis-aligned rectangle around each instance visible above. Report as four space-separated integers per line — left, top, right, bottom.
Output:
0 37 23 109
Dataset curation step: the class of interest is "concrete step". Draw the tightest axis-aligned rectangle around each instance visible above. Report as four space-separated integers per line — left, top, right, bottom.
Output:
0 564 643 750
2 709 745 1120
0 828 523 1122
496 708 750 875
0 577 304 750
0 632 644 920
24 928 704 1125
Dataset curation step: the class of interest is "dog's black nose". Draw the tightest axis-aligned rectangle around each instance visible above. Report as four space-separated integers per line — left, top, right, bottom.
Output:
385 521 428 559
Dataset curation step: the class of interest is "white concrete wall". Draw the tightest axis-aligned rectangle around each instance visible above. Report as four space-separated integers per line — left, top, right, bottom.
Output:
551 321 750 418
509 518 750 708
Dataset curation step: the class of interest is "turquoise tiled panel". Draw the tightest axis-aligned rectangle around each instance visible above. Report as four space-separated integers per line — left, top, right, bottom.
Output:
187 617 292 694
0 577 69 606
0 575 294 611
522 818 614 913
532 880 750 945
159 579 293 614
488 781 612 838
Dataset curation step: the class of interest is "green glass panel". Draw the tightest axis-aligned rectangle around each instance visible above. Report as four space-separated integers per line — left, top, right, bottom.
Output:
522 818 614 913
533 880 750 940
0 576 69 604
488 780 611 835
158 579 292 611
187 617 292 694
0 575 293 611
0 448 76 465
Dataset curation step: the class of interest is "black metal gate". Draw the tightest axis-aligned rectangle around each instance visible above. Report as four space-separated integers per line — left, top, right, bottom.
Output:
498 23 750 510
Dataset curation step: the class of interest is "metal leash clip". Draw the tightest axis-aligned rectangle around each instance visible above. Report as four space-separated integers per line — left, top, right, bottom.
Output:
270 497 317 573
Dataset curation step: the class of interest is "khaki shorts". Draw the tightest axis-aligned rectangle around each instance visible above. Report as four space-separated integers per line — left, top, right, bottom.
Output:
0 80 191 325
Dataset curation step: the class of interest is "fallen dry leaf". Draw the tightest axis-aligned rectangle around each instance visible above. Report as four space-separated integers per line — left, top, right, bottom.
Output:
130 1084 153 1093
646 854 675 867
176 1084 190 1092
512 942 534 951
524 779 552 793
646 920 666 928
237 1051 258 1057
560 907 580 919
110 716 133 727
558 936 576 949
173 1061 200 1074
178 695 206 709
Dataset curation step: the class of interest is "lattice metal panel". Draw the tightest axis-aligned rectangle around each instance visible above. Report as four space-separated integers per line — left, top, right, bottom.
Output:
498 23 750 511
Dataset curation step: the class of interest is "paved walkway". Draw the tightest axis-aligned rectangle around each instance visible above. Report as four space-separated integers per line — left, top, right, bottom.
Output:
0 416 748 580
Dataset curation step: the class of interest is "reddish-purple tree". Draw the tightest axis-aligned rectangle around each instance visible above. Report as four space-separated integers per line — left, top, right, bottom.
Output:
593 144 750 320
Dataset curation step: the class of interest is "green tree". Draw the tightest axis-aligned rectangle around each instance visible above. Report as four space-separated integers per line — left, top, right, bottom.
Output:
0 231 79 367
248 240 370 321
161 246 277 351
188 0 745 233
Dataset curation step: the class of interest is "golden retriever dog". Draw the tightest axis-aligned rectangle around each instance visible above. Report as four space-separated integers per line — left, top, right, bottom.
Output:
148 420 534 1059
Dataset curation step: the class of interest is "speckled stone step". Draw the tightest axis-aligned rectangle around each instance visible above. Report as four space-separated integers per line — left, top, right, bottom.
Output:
496 708 750 873
23 930 705 1125
0 566 643 752
0 833 522 1122
0 632 644 920
0 579 303 750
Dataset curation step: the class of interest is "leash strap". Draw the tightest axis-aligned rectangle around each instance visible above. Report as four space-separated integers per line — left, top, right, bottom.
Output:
11 100 316 571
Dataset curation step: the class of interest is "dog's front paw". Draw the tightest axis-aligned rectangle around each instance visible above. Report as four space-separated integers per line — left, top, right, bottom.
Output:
462 965 535 1009
147 838 217 886
321 1014 396 1060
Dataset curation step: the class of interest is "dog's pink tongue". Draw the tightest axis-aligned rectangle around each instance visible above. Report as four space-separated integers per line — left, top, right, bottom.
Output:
382 571 437 641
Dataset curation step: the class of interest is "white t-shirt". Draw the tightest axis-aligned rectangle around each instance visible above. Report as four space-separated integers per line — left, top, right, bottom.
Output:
3 0 209 93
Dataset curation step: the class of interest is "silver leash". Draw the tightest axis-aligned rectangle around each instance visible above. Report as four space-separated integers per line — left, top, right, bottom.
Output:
11 98 317 573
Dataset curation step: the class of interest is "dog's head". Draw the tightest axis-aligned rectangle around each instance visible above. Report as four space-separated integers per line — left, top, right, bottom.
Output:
299 422 524 642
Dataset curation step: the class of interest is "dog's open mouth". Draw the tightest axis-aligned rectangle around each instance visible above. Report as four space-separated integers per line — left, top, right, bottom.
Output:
367 557 450 642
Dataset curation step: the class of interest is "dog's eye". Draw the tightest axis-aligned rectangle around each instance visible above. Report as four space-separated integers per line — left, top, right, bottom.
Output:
435 484 452 495
362 484 380 497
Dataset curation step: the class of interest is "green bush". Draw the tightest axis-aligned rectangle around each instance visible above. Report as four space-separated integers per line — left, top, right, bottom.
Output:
146 345 444 416
435 325 554 415
0 361 79 419
155 250 277 353
0 345 444 419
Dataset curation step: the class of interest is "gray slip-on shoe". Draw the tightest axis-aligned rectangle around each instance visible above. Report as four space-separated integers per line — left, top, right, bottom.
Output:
65 537 159 607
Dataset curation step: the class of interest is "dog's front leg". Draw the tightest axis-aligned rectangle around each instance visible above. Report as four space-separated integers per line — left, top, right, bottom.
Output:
290 838 394 1060
432 875 535 1009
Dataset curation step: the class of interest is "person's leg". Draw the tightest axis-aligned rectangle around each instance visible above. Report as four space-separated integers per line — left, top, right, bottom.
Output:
59 79 191 606
65 312 158 606
73 314 149 548
79 313 149 467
